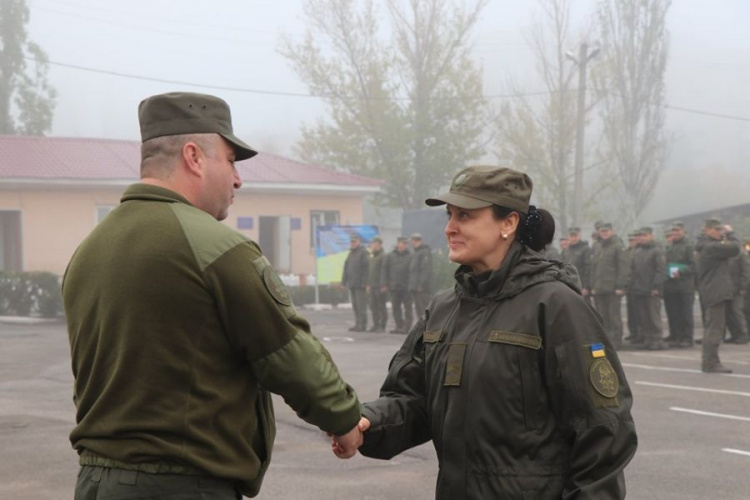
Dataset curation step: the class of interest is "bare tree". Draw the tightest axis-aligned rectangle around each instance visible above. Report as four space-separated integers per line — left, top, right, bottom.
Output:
593 0 671 230
495 0 601 232
280 0 489 210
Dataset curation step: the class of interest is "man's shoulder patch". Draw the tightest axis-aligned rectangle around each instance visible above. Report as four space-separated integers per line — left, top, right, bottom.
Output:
590 357 619 398
262 266 293 307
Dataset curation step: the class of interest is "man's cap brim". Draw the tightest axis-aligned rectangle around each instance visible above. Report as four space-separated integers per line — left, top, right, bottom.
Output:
425 192 493 209
220 133 258 161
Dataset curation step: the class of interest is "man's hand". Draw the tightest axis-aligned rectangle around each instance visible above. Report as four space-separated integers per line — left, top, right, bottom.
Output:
615 289 625 296
330 418 370 459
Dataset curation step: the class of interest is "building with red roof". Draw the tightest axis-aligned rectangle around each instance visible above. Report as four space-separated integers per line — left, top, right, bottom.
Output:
0 135 380 276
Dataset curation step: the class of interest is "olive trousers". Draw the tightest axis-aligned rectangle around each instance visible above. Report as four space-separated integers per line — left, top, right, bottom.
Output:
75 466 240 500
703 301 730 370
593 293 623 347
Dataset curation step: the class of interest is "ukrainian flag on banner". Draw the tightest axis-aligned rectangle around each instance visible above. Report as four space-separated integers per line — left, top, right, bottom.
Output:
315 225 380 285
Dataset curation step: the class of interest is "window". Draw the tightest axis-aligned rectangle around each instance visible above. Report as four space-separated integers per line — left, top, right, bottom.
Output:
96 205 115 224
310 210 340 249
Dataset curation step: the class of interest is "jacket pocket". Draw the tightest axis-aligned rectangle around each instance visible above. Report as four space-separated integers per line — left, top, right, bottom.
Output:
488 331 544 430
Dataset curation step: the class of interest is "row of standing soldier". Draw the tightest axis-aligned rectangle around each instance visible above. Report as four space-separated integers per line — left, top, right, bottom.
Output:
553 219 748 373
341 233 433 333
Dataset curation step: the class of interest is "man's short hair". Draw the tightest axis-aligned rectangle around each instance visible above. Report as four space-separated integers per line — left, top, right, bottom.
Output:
140 133 216 179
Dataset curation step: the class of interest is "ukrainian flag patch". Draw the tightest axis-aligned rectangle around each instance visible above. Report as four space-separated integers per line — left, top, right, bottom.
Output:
590 343 606 358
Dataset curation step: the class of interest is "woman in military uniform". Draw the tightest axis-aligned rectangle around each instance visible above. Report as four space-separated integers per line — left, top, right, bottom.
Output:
344 166 637 499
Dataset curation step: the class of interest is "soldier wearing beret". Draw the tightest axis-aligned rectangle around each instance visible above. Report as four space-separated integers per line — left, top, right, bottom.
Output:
695 219 741 372
63 92 363 499
344 166 637 499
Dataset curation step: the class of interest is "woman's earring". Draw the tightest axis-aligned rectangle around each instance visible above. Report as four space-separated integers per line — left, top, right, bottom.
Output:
502 233 508 240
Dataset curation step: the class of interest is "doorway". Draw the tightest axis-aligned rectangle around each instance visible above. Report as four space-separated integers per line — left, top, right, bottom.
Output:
258 215 291 272
0 211 22 272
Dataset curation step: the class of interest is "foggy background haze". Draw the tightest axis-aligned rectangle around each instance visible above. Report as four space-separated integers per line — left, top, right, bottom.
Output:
25 0 750 223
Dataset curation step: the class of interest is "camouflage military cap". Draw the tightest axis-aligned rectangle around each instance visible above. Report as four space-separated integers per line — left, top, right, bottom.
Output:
350 234 361 241
371 236 383 243
568 227 581 235
632 228 646 236
425 166 532 213
410 233 423 240
599 222 613 230
138 92 257 160
594 220 603 229
627 232 638 239
397 236 409 243
705 218 722 229
640 226 653 234
672 220 685 229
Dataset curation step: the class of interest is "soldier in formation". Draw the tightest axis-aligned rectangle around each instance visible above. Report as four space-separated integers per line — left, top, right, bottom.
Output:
663 222 696 348
367 236 388 333
342 234 370 332
382 237 413 334
590 222 628 349
408 233 433 320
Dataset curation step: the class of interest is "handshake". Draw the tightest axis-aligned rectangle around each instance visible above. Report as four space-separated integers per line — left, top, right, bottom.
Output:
330 417 371 458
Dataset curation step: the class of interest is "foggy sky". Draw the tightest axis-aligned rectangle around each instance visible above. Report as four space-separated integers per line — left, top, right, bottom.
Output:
25 0 750 223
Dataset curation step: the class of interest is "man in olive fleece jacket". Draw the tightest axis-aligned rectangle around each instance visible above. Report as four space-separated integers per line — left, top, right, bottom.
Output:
63 92 362 499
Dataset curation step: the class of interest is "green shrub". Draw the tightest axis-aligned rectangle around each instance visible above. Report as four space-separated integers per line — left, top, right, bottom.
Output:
0 271 62 318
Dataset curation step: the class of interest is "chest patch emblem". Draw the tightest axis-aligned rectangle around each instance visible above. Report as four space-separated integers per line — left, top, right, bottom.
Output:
590 358 618 398
263 266 293 306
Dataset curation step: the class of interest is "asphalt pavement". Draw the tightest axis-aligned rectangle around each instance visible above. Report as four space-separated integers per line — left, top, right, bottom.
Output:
1 307 749 499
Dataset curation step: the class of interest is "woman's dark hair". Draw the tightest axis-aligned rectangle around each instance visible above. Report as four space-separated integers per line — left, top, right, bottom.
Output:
491 205 556 252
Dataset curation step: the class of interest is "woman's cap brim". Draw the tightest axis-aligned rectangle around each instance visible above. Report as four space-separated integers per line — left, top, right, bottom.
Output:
424 192 493 209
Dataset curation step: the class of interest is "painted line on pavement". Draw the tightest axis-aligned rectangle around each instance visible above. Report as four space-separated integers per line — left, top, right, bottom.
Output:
670 407 750 422
636 381 750 398
626 352 750 365
626 352 697 362
321 337 355 343
722 448 750 457
623 363 750 379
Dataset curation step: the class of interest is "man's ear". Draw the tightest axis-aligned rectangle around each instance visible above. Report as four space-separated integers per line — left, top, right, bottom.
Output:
182 141 204 178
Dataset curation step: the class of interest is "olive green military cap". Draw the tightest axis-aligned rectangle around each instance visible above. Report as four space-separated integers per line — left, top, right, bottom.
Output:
425 166 532 213
397 236 408 243
410 233 423 240
705 218 722 229
568 227 581 235
599 222 613 230
371 236 383 243
633 228 646 236
672 220 685 229
138 92 257 161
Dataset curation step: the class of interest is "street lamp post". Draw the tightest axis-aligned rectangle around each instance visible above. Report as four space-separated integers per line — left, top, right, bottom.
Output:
567 42 599 228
